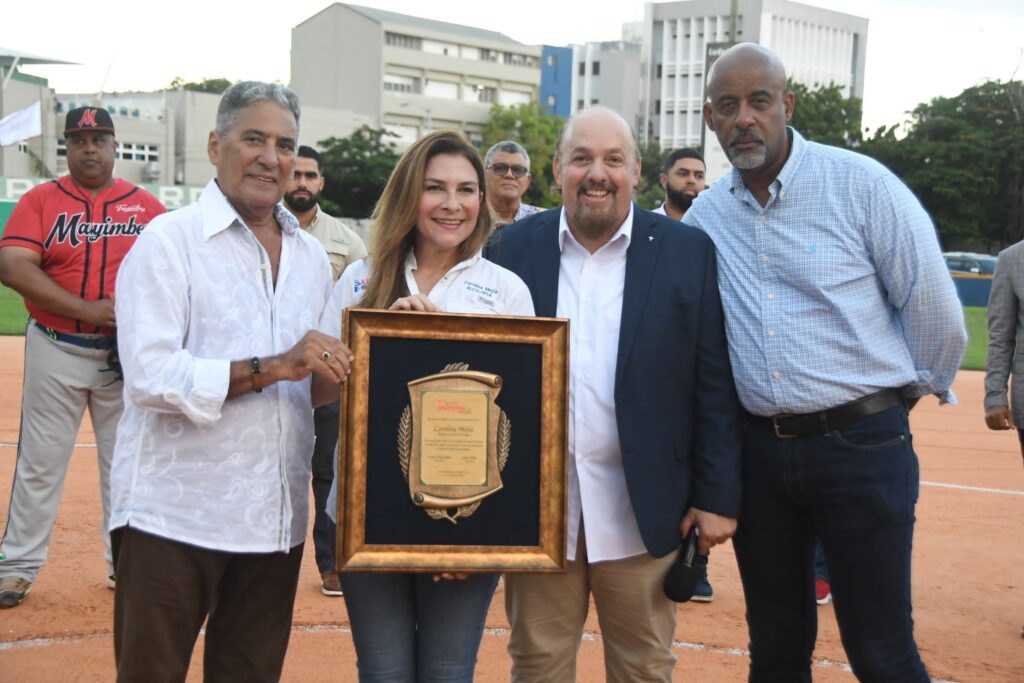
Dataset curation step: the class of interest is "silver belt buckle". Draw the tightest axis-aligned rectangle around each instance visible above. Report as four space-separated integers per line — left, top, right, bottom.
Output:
771 415 797 439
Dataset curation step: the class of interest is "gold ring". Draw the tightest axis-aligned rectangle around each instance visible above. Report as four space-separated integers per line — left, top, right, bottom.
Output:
322 351 332 361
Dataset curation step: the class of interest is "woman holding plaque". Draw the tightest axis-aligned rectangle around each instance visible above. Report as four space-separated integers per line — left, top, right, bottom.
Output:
319 129 534 682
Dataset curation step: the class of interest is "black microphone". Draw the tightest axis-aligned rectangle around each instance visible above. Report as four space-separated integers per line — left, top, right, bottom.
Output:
663 528 699 602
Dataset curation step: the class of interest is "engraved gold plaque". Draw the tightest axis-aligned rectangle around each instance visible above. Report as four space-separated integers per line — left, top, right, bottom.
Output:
398 363 510 524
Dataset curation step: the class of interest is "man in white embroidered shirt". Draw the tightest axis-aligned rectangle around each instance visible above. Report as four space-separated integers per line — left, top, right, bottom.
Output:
108 81 353 682
487 106 741 681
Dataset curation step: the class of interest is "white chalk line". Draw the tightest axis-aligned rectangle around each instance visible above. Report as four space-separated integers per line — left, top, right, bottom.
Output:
920 480 1024 496
0 625 958 682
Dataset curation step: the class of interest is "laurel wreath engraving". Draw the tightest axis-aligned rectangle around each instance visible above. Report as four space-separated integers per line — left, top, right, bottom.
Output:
398 364 509 525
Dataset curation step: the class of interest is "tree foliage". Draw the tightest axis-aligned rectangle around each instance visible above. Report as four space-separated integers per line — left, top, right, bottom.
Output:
788 80 863 148
860 80 1024 249
168 77 232 94
480 102 564 208
317 126 401 218
636 141 669 211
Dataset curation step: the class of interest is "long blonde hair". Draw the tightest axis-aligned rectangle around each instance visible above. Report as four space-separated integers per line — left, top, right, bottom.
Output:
360 130 493 310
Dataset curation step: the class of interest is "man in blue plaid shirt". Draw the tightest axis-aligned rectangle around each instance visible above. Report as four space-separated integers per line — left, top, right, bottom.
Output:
686 43 966 682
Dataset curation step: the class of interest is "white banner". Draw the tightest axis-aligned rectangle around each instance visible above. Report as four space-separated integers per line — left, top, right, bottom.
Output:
0 100 42 146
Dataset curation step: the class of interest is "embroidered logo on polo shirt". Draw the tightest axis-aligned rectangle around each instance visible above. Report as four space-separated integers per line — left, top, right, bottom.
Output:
353 278 367 293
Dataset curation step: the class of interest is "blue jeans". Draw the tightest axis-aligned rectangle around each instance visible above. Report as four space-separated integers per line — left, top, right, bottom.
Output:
340 572 499 682
813 540 829 582
733 404 929 682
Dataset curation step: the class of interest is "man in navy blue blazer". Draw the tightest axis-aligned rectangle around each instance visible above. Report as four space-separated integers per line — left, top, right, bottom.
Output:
486 107 742 682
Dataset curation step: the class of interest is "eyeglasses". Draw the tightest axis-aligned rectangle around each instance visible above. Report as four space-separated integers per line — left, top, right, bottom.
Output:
487 163 529 178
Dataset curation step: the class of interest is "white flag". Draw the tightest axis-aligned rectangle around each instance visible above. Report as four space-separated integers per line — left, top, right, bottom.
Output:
0 100 43 147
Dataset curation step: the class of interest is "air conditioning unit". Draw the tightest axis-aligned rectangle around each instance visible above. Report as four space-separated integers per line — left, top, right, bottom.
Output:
142 162 161 182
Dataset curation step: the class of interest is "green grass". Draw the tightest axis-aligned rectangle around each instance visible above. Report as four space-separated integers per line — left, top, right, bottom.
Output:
0 284 27 335
962 306 988 372
0 287 994 372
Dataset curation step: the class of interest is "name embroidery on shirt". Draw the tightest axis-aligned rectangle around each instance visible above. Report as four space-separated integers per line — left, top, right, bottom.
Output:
44 213 147 248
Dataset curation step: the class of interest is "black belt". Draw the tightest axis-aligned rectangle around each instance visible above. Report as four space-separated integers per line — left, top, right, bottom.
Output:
34 322 116 350
748 388 906 439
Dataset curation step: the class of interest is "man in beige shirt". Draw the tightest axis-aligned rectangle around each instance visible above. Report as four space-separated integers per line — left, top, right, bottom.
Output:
285 145 368 280
284 145 367 596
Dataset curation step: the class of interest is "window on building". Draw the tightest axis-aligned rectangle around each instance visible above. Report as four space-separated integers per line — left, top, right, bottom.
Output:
462 46 479 60
115 142 159 162
503 52 534 67
383 74 421 94
385 32 422 50
547 54 556 66
590 99 598 105
423 40 458 56
655 100 661 114
57 139 66 157
424 80 459 100
480 49 497 62
387 124 420 143
578 62 585 76
547 94 556 107
656 64 662 79
592 62 600 76
577 99 584 110
499 90 531 107
478 87 497 104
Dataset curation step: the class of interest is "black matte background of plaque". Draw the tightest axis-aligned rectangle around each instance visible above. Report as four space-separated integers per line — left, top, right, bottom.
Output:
363 337 542 546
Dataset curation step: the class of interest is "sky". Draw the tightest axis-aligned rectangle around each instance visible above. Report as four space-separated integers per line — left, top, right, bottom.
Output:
5 0 1023 132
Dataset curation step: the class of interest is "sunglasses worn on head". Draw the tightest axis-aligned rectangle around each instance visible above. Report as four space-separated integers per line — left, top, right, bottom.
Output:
488 163 529 178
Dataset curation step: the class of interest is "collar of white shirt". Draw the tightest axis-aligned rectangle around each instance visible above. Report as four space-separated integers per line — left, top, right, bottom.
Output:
556 203 635 253
403 247 483 293
200 179 300 241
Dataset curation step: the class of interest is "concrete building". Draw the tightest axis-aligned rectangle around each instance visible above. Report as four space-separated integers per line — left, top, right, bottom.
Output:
55 89 373 193
540 46 573 118
290 3 541 146
640 0 868 179
571 41 643 131
1 68 59 180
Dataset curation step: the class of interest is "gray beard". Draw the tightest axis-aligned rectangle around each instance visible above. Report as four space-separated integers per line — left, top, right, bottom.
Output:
728 146 767 170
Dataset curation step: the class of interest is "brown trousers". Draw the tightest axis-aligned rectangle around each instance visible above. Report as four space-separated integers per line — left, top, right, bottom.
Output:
112 526 304 683
505 526 679 682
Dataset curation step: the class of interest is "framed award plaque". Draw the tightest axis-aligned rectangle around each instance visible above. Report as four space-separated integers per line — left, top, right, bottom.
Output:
335 309 569 573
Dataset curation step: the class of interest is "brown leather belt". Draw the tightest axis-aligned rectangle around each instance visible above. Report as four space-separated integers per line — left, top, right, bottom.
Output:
748 388 906 439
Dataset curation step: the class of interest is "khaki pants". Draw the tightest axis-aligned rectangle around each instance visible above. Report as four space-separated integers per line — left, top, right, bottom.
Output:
0 323 121 581
505 527 679 682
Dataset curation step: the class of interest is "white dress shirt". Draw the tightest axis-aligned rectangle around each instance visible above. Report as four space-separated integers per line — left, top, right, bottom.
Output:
320 248 535 520
110 179 334 553
322 249 536 333
557 205 647 563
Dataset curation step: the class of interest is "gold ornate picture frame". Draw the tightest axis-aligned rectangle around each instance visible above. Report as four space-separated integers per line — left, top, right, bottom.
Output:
335 309 568 573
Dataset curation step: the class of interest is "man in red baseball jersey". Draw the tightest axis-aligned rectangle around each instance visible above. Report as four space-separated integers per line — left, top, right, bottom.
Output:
0 106 165 608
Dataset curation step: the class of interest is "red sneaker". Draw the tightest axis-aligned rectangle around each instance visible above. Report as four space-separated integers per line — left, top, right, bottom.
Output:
815 578 832 605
